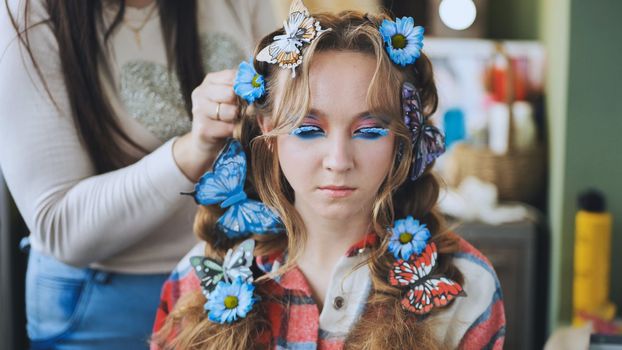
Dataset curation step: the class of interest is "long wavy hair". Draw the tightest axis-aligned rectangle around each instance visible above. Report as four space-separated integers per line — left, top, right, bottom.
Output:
5 0 203 173
153 10 463 350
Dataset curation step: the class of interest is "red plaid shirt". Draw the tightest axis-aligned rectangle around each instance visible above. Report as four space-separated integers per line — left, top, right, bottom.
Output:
152 234 505 349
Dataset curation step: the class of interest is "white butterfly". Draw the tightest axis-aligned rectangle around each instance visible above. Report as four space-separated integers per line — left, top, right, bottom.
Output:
190 239 255 298
256 0 329 77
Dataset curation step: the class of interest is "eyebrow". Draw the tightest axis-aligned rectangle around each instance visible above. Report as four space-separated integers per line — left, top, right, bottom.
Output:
308 108 377 121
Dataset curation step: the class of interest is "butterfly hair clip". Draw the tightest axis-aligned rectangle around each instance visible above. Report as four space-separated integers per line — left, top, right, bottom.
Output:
256 0 329 78
191 239 255 298
191 239 258 323
183 139 284 239
401 82 445 181
389 241 466 315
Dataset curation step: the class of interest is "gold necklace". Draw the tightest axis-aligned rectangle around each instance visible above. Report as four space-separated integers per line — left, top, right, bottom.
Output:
123 3 157 48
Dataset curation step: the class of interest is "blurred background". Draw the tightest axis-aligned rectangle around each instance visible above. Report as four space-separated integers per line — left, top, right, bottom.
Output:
2 0 621 349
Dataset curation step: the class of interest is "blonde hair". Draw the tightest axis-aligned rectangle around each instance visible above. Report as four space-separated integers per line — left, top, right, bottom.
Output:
153 11 462 350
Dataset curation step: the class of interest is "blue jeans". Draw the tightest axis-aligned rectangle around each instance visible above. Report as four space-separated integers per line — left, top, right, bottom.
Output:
26 249 168 350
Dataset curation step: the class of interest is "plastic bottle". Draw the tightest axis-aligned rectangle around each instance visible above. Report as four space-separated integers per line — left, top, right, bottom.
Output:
573 189 616 326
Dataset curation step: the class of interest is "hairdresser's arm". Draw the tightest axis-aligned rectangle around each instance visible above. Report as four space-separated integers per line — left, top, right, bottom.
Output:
171 0 277 181
172 70 239 182
0 6 195 266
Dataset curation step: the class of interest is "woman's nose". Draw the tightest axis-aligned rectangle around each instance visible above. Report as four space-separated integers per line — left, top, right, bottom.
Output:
322 134 354 172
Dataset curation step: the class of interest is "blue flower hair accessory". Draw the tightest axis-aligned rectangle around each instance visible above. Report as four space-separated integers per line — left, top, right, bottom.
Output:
183 139 284 239
191 239 258 323
388 215 431 260
379 16 424 67
206 277 256 324
234 58 265 104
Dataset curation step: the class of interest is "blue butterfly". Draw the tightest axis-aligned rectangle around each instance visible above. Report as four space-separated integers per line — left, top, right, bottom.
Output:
187 139 284 239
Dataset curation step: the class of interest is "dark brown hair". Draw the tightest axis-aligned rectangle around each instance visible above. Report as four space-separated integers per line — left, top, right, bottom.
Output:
5 0 204 173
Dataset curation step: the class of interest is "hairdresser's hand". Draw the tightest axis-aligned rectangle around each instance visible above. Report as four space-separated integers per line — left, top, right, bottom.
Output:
173 69 239 182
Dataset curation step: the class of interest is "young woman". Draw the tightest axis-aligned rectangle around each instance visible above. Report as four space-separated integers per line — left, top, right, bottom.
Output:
152 3 505 349
0 0 274 348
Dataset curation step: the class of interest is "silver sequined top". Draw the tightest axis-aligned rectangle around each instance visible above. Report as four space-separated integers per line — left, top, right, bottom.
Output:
120 32 245 142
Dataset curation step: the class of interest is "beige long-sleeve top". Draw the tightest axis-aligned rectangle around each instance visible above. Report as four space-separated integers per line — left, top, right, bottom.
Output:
0 0 276 273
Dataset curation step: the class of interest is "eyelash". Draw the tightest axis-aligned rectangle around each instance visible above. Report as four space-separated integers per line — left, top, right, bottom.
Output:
290 125 389 140
353 127 389 140
290 125 324 139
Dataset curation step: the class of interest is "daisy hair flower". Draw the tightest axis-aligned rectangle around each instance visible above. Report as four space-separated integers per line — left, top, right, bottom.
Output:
233 58 265 103
388 216 431 260
379 17 424 67
205 277 256 324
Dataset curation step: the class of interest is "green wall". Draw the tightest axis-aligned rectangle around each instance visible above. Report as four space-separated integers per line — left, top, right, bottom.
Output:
541 0 571 331
564 0 622 320
544 0 622 330
487 0 539 39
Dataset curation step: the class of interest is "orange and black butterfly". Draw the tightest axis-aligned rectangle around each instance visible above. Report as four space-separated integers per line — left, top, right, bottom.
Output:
389 242 466 315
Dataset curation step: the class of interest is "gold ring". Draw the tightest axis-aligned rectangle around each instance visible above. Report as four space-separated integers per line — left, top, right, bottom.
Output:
215 102 221 121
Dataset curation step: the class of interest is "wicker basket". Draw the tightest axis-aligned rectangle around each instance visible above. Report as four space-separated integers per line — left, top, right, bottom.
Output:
451 143 546 204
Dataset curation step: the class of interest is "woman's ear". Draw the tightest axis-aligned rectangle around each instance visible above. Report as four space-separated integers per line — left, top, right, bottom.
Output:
256 114 274 134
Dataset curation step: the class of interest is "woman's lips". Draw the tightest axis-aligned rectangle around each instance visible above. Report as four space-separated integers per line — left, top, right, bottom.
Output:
318 186 356 198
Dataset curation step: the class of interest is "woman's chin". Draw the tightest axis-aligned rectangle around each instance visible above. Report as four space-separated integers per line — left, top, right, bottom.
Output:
311 203 369 222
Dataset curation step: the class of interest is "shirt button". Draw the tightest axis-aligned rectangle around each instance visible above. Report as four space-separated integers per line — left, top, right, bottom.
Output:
333 296 345 310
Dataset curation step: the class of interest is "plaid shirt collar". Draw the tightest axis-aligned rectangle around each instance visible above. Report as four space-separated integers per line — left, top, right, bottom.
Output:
255 232 378 292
